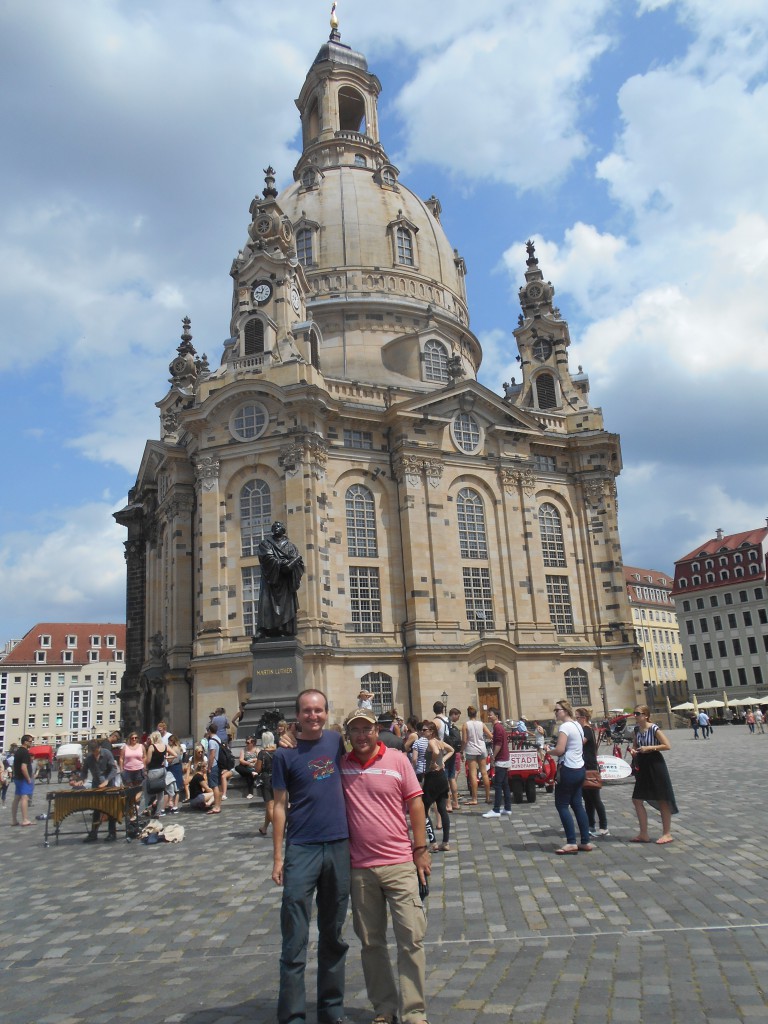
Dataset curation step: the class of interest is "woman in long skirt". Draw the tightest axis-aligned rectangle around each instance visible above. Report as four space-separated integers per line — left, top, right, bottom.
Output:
631 704 678 845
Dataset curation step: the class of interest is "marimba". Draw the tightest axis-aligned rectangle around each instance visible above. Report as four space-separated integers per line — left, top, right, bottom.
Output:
43 786 141 846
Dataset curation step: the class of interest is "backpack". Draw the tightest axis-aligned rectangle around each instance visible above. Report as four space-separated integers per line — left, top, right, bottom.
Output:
213 737 235 771
444 717 462 754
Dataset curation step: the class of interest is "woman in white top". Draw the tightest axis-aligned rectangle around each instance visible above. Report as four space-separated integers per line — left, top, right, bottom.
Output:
461 706 492 805
550 699 592 854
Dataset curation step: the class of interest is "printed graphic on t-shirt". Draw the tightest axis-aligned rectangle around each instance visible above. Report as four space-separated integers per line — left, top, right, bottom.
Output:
308 756 336 781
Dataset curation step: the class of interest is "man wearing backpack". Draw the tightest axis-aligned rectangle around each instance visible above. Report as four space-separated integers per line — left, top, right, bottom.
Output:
434 703 463 812
204 721 224 814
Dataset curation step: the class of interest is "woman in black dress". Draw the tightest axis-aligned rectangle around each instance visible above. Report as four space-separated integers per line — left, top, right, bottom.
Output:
631 705 678 845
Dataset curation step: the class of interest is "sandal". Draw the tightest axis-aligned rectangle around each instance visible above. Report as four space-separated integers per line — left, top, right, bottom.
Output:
258 826 268 836
438 842 450 851
555 845 579 855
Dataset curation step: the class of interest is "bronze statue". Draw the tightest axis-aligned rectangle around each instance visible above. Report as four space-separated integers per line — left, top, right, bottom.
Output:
255 521 305 639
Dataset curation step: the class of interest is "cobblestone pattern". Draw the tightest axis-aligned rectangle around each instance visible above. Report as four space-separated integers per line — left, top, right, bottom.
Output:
1 726 767 1023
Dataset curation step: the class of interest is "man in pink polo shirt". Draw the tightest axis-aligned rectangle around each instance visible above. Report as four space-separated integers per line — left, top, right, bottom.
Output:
341 708 431 1024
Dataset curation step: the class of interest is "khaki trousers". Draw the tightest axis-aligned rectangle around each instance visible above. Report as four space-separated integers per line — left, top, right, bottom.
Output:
350 862 427 1023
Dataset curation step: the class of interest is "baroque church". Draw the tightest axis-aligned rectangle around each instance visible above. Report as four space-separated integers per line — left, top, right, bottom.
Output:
115 17 640 736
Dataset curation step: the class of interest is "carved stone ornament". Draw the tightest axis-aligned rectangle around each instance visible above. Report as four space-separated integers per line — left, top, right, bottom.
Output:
583 478 607 512
162 494 195 522
393 453 443 488
279 433 328 479
423 459 443 488
498 467 535 496
148 631 165 664
161 409 180 438
195 456 220 492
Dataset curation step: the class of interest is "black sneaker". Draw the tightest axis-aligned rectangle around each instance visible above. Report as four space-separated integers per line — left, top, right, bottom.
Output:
104 833 118 842
82 833 99 843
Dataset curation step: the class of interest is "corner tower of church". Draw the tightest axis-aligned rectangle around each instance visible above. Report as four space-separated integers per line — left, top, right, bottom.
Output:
116 18 640 738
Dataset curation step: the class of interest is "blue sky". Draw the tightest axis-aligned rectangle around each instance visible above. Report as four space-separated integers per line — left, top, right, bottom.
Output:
1 0 767 643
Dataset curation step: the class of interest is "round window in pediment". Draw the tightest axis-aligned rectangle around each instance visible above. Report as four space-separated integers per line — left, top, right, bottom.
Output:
230 401 269 441
451 412 482 454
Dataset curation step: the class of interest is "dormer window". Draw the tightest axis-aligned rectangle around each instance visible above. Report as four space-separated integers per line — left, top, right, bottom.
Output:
106 635 116 648
297 228 313 267
375 164 399 190
91 635 101 647
66 635 77 648
40 634 51 648
35 651 46 664
397 226 414 266
354 154 367 167
300 167 317 189
388 215 419 269
423 339 449 383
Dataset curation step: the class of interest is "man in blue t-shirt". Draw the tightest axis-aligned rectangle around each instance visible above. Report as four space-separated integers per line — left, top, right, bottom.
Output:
272 689 350 1024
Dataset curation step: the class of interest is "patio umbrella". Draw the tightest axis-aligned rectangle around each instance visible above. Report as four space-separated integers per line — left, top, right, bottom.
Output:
693 693 700 715
671 701 695 711
698 700 724 709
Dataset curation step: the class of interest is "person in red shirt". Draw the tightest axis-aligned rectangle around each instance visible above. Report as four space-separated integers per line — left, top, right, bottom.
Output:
483 708 512 818
341 709 431 1024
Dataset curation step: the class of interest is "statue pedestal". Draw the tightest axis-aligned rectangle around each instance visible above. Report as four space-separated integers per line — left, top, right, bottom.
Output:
237 637 305 737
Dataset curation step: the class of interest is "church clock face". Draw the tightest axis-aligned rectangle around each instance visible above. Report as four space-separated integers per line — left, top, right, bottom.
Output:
255 215 272 235
252 280 273 305
290 285 301 313
533 338 552 362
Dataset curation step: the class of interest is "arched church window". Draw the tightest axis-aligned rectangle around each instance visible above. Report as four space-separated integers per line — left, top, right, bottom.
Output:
346 484 377 558
382 167 397 186
240 479 271 557
423 339 449 382
301 168 316 189
296 228 313 267
564 668 590 706
354 154 367 167
338 87 366 133
535 372 557 409
396 226 414 266
457 488 487 559
360 672 393 716
539 503 566 567
244 318 264 356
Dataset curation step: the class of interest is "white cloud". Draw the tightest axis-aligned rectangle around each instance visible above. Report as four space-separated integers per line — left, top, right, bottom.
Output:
391 0 613 188
0 504 126 629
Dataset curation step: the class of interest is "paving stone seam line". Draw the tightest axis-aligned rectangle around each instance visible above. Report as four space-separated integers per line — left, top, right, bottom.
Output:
4 920 768 975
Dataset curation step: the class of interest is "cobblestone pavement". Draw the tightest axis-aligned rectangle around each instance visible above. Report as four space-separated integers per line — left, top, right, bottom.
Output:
2 725 768 1023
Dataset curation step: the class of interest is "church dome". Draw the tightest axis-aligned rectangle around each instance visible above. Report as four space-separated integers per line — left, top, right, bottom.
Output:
278 167 469 327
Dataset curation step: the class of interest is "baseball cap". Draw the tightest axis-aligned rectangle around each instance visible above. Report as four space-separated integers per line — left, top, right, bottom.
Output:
344 709 378 727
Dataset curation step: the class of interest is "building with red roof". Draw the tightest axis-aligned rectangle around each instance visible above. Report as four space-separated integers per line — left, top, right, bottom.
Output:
0 623 126 750
672 526 768 703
